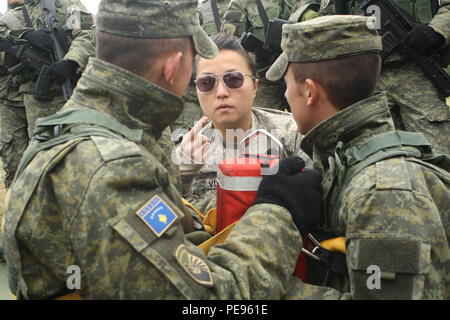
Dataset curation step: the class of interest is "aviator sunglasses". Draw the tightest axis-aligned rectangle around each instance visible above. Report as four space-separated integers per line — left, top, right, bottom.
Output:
195 71 256 93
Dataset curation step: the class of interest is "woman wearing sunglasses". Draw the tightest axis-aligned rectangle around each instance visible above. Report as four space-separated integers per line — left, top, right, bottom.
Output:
175 33 311 214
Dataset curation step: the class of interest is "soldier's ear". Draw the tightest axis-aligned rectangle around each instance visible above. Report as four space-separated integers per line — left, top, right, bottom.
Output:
163 51 184 86
304 78 319 108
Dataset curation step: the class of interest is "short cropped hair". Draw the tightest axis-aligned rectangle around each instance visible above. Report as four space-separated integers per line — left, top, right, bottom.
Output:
194 32 256 76
96 31 190 77
291 53 382 110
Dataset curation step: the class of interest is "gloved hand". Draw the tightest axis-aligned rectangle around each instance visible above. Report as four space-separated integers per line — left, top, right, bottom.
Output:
22 30 53 52
49 60 79 84
254 157 324 234
405 24 445 53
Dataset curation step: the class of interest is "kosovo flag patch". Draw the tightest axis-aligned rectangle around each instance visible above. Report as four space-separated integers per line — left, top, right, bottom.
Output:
136 195 178 237
175 244 214 287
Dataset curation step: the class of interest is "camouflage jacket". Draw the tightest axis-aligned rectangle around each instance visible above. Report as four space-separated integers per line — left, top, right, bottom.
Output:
3 58 302 300
299 0 450 64
178 107 312 213
222 0 297 39
198 0 232 35
289 92 450 299
1 0 95 94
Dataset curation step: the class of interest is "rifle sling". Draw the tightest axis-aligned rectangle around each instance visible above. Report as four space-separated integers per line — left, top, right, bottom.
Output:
255 0 269 38
210 0 222 33
22 6 33 28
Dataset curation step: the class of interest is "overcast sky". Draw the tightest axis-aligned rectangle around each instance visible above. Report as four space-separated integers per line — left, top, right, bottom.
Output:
1 0 101 14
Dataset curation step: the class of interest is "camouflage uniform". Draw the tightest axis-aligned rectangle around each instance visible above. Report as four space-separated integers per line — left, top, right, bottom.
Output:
172 0 232 134
222 0 300 111
0 0 95 187
0 5 28 188
295 0 450 156
266 16 450 299
3 0 303 300
177 107 312 213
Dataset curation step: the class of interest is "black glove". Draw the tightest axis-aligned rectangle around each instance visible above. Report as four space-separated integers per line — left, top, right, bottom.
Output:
22 30 53 52
254 157 324 234
405 24 445 53
49 60 79 84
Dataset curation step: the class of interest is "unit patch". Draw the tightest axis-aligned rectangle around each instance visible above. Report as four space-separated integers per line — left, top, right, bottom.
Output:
136 195 177 237
175 244 214 287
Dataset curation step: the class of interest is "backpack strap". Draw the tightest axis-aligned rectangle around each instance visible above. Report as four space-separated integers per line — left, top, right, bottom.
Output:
15 108 143 181
323 131 450 233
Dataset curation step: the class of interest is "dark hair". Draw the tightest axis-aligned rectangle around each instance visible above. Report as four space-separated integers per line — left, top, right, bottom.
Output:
194 32 256 76
291 53 382 110
96 31 190 77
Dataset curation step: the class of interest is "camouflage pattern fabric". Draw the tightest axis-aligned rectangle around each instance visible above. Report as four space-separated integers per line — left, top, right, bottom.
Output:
378 59 450 156
293 0 450 156
266 15 382 80
0 6 28 188
177 107 312 213
0 1 95 187
263 15 450 299
297 92 450 299
3 57 302 300
198 0 232 35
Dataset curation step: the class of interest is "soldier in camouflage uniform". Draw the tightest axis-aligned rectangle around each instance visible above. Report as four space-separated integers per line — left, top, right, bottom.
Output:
222 0 304 111
0 0 28 188
0 0 95 188
263 15 450 299
3 0 322 300
293 0 450 157
177 107 312 214
172 0 232 135
174 33 312 214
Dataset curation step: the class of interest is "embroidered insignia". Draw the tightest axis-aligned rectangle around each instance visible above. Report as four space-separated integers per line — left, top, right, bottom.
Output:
136 195 177 237
175 244 214 287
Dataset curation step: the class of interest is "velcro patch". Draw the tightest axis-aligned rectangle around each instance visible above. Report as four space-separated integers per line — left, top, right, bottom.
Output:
175 244 214 287
136 195 177 237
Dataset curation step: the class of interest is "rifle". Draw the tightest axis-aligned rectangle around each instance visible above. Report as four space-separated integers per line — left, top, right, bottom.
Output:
41 0 74 101
358 0 450 99
0 36 53 93
240 18 290 77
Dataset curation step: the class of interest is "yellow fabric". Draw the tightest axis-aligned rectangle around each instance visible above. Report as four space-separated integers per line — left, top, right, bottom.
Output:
55 293 83 300
199 223 237 255
182 198 205 219
202 208 217 235
182 198 217 235
320 237 347 254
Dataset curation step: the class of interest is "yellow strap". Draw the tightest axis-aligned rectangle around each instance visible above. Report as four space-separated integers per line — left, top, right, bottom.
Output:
181 198 218 235
182 198 205 220
199 222 237 255
320 237 347 254
202 208 217 235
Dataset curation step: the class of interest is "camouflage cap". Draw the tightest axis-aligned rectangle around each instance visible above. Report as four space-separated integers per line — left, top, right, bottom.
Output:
266 15 382 81
96 0 218 59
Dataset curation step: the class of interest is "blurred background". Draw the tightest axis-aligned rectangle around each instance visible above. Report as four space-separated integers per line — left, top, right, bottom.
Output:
0 0 101 14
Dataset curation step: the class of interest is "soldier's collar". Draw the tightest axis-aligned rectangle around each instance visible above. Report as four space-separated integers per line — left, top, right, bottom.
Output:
69 58 184 140
301 92 394 158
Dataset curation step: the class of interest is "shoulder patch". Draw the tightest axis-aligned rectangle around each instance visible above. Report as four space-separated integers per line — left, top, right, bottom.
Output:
175 244 214 287
91 136 142 161
136 195 178 237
